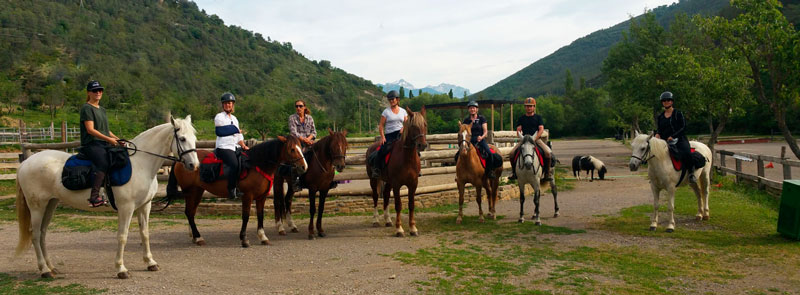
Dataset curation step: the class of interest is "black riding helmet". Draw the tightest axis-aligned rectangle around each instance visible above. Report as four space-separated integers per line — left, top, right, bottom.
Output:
386 90 399 99
660 91 673 101
467 101 479 108
220 92 236 103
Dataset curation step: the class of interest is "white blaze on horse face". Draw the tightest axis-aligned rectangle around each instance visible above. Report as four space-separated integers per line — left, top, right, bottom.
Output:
460 130 468 152
295 145 308 170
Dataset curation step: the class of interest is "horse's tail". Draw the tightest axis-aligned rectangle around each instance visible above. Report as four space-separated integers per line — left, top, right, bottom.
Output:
273 182 287 221
15 181 32 256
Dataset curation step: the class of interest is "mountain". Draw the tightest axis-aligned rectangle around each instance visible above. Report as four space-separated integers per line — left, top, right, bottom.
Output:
378 80 470 97
0 0 382 137
472 0 730 100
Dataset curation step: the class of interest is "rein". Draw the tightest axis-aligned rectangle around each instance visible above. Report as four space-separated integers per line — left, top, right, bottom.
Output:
119 127 196 163
404 133 425 149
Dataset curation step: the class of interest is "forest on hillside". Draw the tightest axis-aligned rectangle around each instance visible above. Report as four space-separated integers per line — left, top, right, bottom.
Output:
0 0 384 139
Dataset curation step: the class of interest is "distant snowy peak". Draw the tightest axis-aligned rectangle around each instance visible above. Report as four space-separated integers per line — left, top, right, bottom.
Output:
378 80 470 97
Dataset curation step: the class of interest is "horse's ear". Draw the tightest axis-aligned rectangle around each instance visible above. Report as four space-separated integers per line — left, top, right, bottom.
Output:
517 130 523 138
170 115 176 126
185 115 192 124
634 130 639 137
341 129 347 136
277 136 287 142
420 106 426 117
406 106 413 115
328 127 333 134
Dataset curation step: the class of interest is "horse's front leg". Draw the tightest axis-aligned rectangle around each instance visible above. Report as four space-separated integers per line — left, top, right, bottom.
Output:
316 190 328 238
650 184 661 231
116 206 136 279
533 188 542 226
551 179 560 217
476 184 485 223
690 181 704 221
137 201 159 271
256 194 270 245
308 190 317 240
393 185 405 237
240 195 252 248
371 178 381 227
408 183 419 236
518 182 526 223
382 181 393 227
456 179 466 224
666 189 676 233
285 188 298 233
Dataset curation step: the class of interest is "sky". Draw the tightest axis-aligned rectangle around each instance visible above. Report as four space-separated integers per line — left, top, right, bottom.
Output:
193 0 677 93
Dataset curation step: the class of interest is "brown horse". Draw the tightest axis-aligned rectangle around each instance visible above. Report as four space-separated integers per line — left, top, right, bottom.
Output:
170 135 307 247
366 107 427 237
273 130 348 239
455 122 503 224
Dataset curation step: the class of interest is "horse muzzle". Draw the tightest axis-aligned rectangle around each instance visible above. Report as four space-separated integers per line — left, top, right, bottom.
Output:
629 160 639 172
293 165 307 175
335 164 345 173
184 162 197 171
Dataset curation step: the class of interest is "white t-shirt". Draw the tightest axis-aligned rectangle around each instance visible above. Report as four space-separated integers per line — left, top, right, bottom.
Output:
382 107 408 134
214 111 243 151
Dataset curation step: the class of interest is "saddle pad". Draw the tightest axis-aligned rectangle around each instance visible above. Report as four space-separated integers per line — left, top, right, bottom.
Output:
479 147 497 168
62 154 132 188
513 147 544 168
201 152 271 181
376 145 391 165
670 148 696 171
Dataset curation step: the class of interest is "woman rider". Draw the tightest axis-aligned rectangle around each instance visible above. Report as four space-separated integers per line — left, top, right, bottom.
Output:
369 90 407 177
288 99 316 190
654 91 695 183
214 92 249 199
462 101 496 178
80 80 121 207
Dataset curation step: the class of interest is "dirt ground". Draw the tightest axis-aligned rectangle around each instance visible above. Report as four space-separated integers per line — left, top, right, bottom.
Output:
0 139 790 294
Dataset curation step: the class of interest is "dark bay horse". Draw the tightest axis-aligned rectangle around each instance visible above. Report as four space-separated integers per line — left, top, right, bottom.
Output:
171 135 307 247
273 130 348 239
455 122 503 224
366 107 428 237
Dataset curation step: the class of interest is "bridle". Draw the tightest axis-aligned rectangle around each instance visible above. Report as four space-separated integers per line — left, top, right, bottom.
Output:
519 135 539 174
120 127 196 164
312 137 347 174
630 139 655 165
404 133 426 149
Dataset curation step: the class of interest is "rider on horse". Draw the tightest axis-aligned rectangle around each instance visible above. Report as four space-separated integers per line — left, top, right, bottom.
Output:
509 97 553 181
288 99 316 191
80 80 121 207
214 92 249 199
461 100 496 178
369 90 408 178
655 91 696 183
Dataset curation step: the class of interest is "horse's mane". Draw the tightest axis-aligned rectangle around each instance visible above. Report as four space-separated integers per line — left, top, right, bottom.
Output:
131 116 196 142
401 111 427 143
522 133 537 145
648 136 670 161
247 137 284 169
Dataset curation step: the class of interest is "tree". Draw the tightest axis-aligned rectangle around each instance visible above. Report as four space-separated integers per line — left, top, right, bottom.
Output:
399 86 405 98
564 69 574 98
448 89 453 99
418 89 422 96
409 91 414 98
702 0 800 159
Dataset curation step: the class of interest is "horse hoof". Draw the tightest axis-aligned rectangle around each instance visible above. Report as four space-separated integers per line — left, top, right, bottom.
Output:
696 216 702 221
666 228 674 233
117 272 129 279
291 228 299 233
261 240 271 245
385 222 393 227
649 226 657 231
554 212 560 218
395 232 404 237
194 239 206 246
535 221 541 226
50 268 59 275
456 219 462 225
518 218 524 223
410 231 418 237
318 232 327 238
41 272 54 279
278 230 286 236
308 235 315 240
242 241 250 248
372 222 380 227
147 265 160 272
702 216 709 221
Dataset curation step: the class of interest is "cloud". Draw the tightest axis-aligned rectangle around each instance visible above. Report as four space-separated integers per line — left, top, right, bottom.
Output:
194 0 675 92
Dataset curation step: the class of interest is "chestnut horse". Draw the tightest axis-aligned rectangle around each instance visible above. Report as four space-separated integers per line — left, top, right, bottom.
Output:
367 107 427 237
273 130 348 239
171 135 307 247
455 122 503 224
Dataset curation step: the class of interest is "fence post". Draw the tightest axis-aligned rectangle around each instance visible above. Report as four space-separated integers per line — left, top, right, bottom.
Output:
719 152 727 176
61 121 67 142
735 158 742 183
782 146 792 180
757 155 765 190
50 122 54 140
18 119 25 143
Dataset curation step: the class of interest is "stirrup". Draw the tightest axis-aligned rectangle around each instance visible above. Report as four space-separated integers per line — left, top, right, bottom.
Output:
88 196 107 208
689 174 697 184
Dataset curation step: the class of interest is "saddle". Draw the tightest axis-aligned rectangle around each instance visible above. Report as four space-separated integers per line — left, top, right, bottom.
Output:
375 144 393 165
667 146 706 171
199 152 271 183
513 146 545 169
478 147 502 169
61 149 132 190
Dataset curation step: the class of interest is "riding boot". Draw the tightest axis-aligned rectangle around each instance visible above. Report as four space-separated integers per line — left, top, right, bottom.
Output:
292 175 303 192
166 169 182 198
542 156 553 181
688 161 697 184
88 171 107 207
368 151 381 178
509 156 518 180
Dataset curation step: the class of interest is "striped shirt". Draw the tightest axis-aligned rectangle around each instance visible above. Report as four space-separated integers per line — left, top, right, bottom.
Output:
288 113 317 140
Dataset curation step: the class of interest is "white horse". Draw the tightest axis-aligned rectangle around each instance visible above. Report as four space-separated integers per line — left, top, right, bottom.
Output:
516 132 559 225
629 131 712 232
15 116 199 279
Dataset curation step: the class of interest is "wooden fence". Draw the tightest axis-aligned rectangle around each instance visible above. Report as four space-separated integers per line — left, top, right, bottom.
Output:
0 121 80 144
714 147 800 196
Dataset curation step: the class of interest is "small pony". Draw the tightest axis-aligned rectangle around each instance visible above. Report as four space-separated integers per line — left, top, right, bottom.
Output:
571 155 607 181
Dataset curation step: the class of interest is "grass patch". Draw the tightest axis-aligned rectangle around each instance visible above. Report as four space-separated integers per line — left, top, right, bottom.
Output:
0 272 105 294
0 180 16 196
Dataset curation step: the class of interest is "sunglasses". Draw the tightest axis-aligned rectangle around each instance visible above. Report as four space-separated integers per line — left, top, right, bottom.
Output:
295 105 305 108
91 89 103 93
525 105 535 107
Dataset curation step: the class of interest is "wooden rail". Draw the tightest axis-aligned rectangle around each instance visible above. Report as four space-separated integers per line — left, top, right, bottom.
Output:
715 149 799 195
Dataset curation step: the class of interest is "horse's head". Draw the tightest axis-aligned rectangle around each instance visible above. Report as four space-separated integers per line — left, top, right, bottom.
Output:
170 115 199 171
520 133 537 169
629 131 654 171
457 122 472 154
328 128 348 172
403 106 428 151
277 135 308 175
